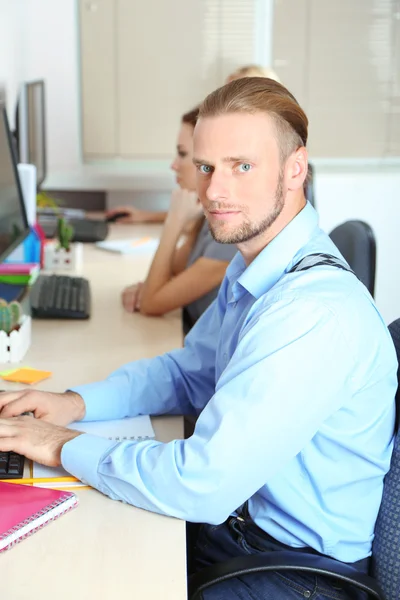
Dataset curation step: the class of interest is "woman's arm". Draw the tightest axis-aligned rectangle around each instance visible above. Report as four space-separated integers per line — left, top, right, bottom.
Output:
121 220 201 313
140 189 213 315
106 206 167 223
171 220 203 275
121 190 200 312
140 257 229 316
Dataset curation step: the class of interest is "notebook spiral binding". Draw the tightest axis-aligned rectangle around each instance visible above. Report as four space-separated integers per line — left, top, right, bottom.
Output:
0 493 78 552
109 436 152 441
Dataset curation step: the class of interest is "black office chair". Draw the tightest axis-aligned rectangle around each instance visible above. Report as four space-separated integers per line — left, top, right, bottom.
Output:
329 220 376 297
189 320 400 600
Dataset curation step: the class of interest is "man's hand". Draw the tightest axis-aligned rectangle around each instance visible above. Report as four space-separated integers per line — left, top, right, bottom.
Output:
122 282 143 313
0 390 85 426
167 189 203 229
0 416 82 467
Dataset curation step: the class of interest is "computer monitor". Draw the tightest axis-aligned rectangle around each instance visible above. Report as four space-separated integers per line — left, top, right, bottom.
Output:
16 80 47 188
0 105 30 263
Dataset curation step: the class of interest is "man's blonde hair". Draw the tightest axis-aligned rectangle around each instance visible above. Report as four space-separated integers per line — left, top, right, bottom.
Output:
199 77 308 163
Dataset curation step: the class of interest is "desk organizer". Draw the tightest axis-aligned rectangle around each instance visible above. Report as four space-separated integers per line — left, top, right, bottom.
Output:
43 241 83 272
0 315 31 363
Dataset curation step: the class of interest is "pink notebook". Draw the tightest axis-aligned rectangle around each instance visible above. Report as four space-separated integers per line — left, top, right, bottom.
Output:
0 481 78 552
0 263 39 274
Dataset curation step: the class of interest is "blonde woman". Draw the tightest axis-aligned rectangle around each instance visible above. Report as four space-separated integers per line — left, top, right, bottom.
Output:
226 64 281 83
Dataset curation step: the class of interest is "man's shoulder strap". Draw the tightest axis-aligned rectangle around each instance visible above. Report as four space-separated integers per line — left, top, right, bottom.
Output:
288 253 355 276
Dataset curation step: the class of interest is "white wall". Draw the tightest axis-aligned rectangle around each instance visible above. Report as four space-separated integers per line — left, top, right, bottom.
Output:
22 0 81 171
0 0 27 127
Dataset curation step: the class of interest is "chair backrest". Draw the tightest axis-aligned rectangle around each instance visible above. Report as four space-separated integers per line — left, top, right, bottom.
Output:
329 220 376 297
370 318 400 600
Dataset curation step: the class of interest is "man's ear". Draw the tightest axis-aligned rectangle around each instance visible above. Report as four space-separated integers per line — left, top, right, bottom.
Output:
286 147 308 192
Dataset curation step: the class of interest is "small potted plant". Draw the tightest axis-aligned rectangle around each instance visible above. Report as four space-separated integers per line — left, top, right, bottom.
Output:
36 190 63 211
0 299 31 363
43 217 83 271
57 216 74 253
0 300 22 334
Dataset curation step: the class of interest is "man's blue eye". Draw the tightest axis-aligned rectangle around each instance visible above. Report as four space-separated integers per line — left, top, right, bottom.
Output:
238 163 252 173
199 165 212 174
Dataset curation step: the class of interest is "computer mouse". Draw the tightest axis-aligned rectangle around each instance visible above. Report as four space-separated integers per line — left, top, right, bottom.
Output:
106 211 131 223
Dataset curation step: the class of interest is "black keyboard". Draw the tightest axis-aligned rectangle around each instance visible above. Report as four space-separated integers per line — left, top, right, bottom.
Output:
38 217 109 243
30 274 91 319
0 451 25 479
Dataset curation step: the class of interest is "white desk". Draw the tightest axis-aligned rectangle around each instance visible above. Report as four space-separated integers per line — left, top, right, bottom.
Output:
1 223 187 600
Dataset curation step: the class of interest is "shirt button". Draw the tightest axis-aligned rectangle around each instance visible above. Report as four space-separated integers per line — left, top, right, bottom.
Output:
303 592 311 598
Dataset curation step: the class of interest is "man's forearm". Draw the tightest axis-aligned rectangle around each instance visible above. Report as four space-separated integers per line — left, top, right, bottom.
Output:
70 351 198 422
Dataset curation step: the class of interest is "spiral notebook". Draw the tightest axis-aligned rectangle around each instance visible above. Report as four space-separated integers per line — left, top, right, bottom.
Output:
32 415 155 487
0 481 78 552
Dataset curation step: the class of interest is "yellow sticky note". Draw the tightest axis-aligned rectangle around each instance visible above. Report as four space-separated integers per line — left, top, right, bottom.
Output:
0 368 18 377
0 365 33 377
2 368 52 385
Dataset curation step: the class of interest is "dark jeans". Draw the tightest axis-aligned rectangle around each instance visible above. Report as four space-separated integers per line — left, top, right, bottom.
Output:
188 516 369 600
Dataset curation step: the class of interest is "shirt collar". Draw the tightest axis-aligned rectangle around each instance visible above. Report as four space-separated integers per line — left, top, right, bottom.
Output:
226 202 319 301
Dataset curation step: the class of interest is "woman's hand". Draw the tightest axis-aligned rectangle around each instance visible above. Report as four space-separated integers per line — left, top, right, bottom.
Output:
121 282 144 313
167 189 203 229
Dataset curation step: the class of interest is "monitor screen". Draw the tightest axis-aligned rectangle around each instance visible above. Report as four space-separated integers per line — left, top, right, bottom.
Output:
16 80 46 188
0 106 30 262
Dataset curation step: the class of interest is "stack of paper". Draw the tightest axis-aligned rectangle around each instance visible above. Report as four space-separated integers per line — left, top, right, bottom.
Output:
96 237 159 255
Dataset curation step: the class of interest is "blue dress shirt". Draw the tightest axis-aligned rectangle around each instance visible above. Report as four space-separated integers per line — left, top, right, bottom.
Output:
63 203 397 564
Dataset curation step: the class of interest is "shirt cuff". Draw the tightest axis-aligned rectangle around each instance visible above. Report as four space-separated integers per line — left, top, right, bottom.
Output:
69 380 130 422
61 433 117 490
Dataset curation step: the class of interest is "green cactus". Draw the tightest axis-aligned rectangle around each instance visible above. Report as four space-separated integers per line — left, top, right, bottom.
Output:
57 217 74 251
0 300 22 334
0 304 12 334
9 301 21 328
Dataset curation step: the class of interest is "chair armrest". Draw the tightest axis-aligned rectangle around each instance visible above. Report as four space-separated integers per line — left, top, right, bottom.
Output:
188 550 384 600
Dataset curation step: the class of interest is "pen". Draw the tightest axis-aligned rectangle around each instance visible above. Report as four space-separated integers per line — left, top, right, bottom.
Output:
130 236 151 248
2 476 79 484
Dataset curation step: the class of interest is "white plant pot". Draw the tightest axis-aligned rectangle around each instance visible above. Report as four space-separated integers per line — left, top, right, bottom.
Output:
0 315 31 363
43 242 83 272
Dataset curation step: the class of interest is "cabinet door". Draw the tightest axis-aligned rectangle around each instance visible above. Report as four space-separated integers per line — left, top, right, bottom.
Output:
388 0 400 156
79 0 117 157
79 0 257 160
116 0 210 159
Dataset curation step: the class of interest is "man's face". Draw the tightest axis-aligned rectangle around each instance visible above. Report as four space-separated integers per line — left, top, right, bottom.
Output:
193 112 285 244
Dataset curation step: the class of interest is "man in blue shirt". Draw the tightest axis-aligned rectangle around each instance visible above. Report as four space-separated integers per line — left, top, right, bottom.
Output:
0 78 397 599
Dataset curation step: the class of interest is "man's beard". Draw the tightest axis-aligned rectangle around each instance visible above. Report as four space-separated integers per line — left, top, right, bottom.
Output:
208 172 285 245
